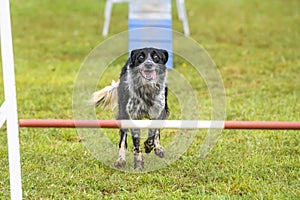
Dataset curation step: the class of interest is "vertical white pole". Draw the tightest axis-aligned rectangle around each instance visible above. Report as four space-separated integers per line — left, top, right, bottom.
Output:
102 0 113 36
0 0 22 199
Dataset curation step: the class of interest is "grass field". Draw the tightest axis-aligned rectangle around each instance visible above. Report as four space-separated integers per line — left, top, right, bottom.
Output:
0 0 299 199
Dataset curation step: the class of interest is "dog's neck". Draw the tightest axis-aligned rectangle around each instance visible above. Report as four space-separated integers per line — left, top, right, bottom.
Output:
127 70 166 102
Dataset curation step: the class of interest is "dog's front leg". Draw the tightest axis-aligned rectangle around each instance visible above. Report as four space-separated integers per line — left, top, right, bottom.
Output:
131 129 144 170
144 129 165 158
153 129 165 158
114 129 127 168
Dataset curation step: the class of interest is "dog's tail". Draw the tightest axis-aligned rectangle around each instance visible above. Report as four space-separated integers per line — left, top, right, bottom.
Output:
91 80 119 110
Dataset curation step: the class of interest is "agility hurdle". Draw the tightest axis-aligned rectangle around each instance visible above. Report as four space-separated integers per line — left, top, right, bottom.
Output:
18 119 300 130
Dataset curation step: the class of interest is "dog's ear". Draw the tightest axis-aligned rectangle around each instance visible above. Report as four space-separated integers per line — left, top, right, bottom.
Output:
160 49 169 64
130 49 138 66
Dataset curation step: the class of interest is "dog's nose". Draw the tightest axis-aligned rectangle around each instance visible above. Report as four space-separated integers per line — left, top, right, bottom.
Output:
144 60 153 68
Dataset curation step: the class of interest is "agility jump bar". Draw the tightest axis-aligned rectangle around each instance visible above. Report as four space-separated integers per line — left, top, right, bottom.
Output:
18 119 300 130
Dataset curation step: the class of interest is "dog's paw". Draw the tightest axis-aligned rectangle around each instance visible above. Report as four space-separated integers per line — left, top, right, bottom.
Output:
144 140 154 154
154 147 165 158
134 152 144 170
114 158 126 168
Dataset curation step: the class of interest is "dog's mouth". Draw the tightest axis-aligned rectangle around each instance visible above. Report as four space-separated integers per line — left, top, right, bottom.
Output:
140 69 157 80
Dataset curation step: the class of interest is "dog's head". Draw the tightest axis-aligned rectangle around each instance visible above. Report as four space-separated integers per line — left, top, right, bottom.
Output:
128 48 168 83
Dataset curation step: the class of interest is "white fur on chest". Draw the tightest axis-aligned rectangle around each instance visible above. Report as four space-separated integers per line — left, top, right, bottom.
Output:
126 84 165 120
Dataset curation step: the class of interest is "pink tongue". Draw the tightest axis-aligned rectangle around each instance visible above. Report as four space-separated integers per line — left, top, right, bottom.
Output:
144 70 156 80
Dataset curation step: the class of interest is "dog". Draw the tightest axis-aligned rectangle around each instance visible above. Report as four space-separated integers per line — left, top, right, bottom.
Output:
92 47 169 170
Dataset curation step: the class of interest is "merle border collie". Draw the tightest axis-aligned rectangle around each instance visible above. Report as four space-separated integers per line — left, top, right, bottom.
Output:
92 47 169 170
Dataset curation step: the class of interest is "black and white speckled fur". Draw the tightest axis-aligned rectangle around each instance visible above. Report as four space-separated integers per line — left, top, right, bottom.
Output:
114 48 169 170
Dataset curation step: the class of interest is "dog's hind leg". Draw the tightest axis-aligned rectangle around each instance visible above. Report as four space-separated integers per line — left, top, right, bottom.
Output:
114 129 127 168
131 129 144 170
144 129 165 158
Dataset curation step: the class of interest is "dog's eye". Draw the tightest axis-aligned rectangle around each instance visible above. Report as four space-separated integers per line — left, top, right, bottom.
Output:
152 53 160 63
137 54 145 63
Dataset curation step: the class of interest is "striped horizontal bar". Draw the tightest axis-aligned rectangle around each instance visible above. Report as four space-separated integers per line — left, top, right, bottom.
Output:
19 119 121 128
225 121 300 130
121 120 224 129
19 120 224 129
18 119 300 130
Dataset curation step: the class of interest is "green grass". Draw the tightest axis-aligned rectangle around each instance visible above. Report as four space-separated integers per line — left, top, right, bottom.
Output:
0 0 299 199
